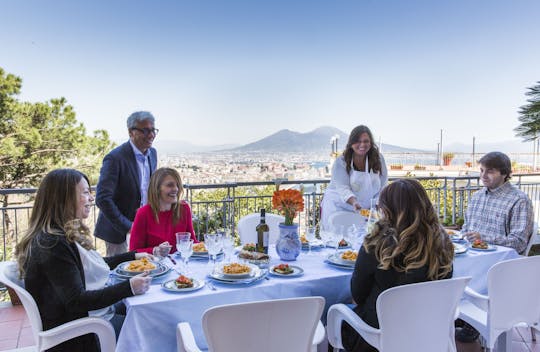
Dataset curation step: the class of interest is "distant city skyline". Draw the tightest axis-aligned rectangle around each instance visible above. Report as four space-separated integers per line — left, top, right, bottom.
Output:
2 0 540 150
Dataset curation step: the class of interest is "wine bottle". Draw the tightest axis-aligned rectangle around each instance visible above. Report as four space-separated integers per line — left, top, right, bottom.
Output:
256 208 270 254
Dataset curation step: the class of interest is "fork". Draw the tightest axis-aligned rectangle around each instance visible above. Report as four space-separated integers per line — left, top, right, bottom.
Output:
205 279 217 291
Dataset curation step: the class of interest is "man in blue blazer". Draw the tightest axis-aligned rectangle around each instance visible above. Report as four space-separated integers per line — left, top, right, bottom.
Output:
94 111 158 256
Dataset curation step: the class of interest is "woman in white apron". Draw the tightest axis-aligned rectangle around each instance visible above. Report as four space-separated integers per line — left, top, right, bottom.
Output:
321 125 388 230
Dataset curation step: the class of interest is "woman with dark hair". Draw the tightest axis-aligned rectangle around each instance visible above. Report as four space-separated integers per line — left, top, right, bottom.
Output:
129 167 198 255
15 169 152 352
342 179 454 352
321 125 388 229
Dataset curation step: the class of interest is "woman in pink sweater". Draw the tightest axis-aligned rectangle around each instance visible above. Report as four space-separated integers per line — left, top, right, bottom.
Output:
129 167 198 254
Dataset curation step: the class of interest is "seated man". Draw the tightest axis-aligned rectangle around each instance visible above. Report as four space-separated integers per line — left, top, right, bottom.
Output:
457 151 534 343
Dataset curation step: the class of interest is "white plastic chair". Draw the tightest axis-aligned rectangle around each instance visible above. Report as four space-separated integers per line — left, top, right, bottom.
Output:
458 255 540 351
237 212 285 245
0 261 116 352
524 221 539 256
177 296 326 352
328 211 365 231
327 277 471 352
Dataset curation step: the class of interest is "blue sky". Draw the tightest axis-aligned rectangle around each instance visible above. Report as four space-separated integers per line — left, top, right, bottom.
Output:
2 0 540 150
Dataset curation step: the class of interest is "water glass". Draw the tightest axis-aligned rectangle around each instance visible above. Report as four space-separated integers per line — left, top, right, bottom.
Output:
178 239 194 274
176 232 191 253
221 234 235 263
204 233 223 269
305 226 316 255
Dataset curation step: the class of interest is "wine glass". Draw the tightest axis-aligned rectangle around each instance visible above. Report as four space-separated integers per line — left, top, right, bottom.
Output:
365 199 378 235
204 233 223 270
319 223 334 248
345 224 361 252
305 226 316 256
178 239 194 275
332 225 345 255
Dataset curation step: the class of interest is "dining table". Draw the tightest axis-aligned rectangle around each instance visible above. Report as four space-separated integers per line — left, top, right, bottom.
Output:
115 243 519 352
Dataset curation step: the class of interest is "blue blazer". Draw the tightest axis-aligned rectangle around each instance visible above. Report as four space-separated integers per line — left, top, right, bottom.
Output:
94 141 157 244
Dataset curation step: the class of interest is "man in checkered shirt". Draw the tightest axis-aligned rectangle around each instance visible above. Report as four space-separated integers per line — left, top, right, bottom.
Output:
457 151 534 344
461 151 533 254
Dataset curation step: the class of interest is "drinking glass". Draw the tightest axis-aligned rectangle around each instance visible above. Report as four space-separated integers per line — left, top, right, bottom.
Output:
178 239 194 275
365 199 378 235
221 232 235 263
204 233 223 269
305 226 316 255
332 225 345 255
346 224 362 252
175 232 191 253
319 223 334 248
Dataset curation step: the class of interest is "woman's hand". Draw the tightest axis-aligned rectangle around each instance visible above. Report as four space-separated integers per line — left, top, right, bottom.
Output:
152 241 172 258
135 252 155 261
129 272 152 295
352 202 362 211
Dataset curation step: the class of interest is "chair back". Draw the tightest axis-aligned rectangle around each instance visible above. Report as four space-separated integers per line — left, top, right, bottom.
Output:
0 261 43 342
376 277 471 352
524 221 539 256
328 211 365 230
202 296 325 352
237 213 285 245
487 256 540 340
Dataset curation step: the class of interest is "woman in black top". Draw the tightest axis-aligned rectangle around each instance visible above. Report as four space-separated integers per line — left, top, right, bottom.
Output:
15 169 153 352
342 179 454 352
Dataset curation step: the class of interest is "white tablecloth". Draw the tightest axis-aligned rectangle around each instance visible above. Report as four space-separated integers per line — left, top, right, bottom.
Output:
116 245 519 352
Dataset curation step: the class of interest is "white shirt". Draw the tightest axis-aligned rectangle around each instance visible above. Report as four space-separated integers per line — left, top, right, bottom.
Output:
76 243 114 320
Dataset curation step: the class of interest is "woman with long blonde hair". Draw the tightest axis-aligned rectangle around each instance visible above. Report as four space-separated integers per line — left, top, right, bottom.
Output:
129 167 198 255
342 178 454 352
15 169 152 352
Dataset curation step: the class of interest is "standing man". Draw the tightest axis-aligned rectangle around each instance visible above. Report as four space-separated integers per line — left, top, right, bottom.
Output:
95 111 158 256
457 151 533 343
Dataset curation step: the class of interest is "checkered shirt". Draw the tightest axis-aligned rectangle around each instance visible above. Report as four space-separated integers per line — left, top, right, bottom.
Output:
462 181 533 254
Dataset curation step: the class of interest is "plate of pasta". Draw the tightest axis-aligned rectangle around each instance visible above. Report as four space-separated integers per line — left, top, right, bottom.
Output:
339 250 358 264
209 263 264 284
326 252 355 269
217 262 255 279
115 258 169 278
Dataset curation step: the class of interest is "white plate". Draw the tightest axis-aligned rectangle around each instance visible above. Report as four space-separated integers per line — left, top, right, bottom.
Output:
269 265 304 277
218 263 255 279
209 265 264 284
301 239 324 249
325 241 351 249
116 260 165 276
470 244 497 252
161 278 205 293
453 243 468 255
113 265 170 280
326 253 355 269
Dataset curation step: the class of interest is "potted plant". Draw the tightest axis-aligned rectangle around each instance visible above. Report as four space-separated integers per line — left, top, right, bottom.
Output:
443 152 455 166
272 189 304 260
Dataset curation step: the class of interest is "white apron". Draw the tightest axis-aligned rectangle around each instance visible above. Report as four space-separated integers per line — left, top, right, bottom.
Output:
321 156 381 229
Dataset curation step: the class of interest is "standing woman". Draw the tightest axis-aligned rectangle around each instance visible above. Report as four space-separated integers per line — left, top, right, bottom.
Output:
342 179 454 352
15 169 152 352
321 125 388 229
129 167 198 255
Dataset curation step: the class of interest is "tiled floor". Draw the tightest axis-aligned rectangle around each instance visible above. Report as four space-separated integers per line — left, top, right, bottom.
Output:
0 303 538 351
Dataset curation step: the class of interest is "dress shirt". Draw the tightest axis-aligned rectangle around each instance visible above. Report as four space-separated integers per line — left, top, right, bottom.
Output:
462 181 533 254
129 140 151 207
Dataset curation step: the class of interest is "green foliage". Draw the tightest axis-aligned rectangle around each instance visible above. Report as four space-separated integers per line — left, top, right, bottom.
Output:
515 81 540 142
0 67 114 189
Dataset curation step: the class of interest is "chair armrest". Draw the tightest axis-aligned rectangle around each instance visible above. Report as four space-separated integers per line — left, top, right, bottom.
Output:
327 304 381 350
39 317 115 351
176 322 202 352
313 320 325 345
463 286 489 311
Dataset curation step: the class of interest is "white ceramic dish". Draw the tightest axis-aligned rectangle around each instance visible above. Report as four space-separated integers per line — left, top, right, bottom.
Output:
218 263 255 279
161 278 205 293
269 265 304 277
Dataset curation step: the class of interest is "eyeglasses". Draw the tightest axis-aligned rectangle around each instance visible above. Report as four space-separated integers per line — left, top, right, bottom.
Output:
131 127 159 136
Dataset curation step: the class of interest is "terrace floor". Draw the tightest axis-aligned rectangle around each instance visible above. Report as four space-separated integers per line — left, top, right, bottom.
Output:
0 302 538 352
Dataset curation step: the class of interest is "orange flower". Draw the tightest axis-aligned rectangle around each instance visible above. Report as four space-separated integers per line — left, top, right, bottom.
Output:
272 189 304 225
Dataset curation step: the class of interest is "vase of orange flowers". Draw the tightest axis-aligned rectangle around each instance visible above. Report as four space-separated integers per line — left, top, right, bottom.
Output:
272 189 304 261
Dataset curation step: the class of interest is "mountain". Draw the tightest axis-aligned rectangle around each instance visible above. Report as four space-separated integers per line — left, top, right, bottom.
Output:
229 126 425 153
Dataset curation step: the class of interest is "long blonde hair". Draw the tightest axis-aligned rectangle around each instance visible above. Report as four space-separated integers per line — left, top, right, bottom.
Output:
363 179 453 280
15 169 94 277
147 167 184 225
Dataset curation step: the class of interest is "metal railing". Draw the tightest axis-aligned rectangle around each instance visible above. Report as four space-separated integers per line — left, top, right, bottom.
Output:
2 174 540 261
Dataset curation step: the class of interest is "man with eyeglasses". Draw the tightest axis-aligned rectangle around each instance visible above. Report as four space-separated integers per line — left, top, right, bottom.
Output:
94 111 159 256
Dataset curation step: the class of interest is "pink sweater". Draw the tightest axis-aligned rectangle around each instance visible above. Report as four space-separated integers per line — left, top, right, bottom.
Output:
129 202 198 254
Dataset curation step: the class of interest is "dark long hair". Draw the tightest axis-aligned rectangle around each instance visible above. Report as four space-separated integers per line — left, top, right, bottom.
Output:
363 179 454 280
15 169 94 277
343 125 382 174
